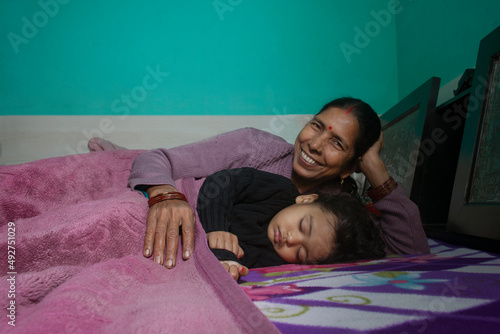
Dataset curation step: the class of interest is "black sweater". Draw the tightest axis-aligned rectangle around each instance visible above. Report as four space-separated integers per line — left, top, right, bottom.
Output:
197 167 300 268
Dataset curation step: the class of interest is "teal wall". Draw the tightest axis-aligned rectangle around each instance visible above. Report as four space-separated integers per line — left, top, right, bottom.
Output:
3 1 498 117
0 0 398 116
396 0 500 99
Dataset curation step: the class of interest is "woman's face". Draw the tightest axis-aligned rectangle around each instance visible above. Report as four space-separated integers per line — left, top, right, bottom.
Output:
293 107 360 184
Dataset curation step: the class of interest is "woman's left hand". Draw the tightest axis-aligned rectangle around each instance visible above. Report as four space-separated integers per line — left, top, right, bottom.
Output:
358 132 390 188
360 131 384 165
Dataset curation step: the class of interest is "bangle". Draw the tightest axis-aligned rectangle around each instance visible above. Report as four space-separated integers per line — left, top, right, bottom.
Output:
367 176 398 201
148 192 187 208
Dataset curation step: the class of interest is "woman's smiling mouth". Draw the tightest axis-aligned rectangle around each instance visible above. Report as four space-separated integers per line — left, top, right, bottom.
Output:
301 150 320 166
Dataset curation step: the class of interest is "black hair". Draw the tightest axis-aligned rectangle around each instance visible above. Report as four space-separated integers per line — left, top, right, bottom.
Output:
317 97 381 169
305 180 386 264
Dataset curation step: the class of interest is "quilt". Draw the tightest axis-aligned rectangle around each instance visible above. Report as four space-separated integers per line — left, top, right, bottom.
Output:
0 150 278 333
2 148 499 333
240 239 500 333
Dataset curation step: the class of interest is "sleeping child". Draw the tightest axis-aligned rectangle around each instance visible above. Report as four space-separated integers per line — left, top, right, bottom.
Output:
196 167 385 280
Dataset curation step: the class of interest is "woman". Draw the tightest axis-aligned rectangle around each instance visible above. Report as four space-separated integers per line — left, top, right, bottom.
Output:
127 97 430 269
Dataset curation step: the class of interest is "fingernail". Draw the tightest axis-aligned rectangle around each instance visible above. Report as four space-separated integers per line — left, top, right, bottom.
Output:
184 251 190 259
155 256 161 264
166 259 173 268
145 248 150 257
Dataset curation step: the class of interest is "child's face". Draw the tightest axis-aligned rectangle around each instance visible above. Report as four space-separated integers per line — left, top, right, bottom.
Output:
267 195 335 264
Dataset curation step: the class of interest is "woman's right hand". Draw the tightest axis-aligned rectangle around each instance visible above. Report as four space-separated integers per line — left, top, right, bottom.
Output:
143 185 195 269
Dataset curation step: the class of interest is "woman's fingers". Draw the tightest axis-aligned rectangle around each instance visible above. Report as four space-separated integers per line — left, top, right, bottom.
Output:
152 202 170 265
143 207 158 258
163 200 195 268
374 131 384 153
163 214 180 268
144 199 195 268
181 212 195 260
365 131 384 157
358 131 390 187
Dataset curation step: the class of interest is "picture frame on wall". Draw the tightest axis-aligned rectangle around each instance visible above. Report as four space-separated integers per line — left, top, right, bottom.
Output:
367 77 441 202
447 25 500 241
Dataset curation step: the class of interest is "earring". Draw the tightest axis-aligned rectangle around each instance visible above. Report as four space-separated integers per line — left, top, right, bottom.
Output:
340 178 344 186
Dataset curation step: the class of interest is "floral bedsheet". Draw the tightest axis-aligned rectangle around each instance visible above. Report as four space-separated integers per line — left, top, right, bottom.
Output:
240 239 500 333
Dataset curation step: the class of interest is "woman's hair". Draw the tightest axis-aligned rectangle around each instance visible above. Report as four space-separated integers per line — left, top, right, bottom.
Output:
306 181 386 264
317 97 381 169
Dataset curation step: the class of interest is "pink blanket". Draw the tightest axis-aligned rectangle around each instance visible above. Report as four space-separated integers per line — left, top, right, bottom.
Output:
0 151 278 333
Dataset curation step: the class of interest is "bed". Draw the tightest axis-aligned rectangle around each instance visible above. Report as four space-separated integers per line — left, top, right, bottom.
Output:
1 149 499 333
241 239 500 333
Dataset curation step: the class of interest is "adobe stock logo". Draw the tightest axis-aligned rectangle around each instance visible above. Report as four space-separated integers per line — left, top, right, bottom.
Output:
7 0 71 54
339 0 404 64
213 0 243 21
110 65 170 120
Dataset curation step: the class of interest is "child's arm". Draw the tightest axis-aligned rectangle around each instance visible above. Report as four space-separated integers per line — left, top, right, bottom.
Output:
197 168 299 234
206 231 244 258
220 260 249 281
198 168 299 268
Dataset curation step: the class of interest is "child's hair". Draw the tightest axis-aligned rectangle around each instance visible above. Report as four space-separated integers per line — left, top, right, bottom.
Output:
306 177 386 264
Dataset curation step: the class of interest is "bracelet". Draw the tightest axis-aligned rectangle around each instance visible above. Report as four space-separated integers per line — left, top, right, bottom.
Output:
367 176 398 202
148 192 187 208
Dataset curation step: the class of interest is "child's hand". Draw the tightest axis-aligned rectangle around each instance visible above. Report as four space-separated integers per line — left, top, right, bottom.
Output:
220 261 249 281
206 231 245 258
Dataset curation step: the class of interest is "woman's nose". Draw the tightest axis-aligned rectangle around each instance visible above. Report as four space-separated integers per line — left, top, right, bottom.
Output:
309 134 325 153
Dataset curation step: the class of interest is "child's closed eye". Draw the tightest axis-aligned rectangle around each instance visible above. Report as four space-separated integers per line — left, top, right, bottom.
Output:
299 216 312 235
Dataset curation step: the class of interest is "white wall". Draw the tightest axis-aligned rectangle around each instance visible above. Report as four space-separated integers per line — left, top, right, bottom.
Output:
1 75 464 167
0 115 312 165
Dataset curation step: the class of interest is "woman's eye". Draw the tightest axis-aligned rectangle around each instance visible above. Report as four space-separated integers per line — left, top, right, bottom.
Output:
310 122 321 129
331 139 343 150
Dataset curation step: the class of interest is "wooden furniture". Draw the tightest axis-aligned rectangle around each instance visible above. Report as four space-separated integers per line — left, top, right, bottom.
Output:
372 25 500 251
447 25 500 241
